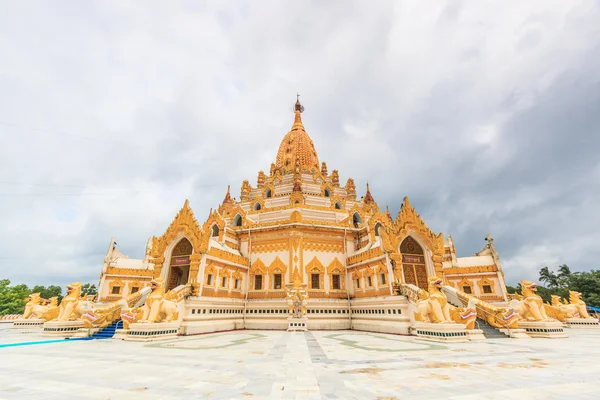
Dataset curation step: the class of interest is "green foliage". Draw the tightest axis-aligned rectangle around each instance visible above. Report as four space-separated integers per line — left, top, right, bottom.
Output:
31 285 62 302
532 265 600 308
81 283 97 296
0 279 31 316
0 280 97 316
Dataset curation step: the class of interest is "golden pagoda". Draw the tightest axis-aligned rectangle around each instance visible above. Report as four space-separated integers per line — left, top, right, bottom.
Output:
97 97 509 334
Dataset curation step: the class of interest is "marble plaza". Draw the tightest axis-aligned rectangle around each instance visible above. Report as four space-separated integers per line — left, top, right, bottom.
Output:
1 325 600 400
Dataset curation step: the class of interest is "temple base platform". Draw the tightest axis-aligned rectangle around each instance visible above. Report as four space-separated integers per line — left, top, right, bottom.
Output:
518 321 566 338
123 322 180 342
11 318 45 329
42 320 85 338
565 317 600 329
287 317 308 331
413 322 469 342
465 329 486 340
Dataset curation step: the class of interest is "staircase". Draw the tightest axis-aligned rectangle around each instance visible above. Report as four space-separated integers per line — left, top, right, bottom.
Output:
89 321 122 340
475 319 509 339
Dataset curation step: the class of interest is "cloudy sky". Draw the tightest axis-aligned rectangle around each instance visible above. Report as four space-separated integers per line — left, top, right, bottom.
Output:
1 1 599 289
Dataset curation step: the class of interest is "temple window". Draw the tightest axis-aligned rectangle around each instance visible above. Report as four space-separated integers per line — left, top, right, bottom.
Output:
483 284 493 294
254 275 263 290
354 278 360 289
211 225 219 237
463 285 472 294
273 274 282 289
324 188 331 197
332 274 341 290
374 223 382 237
111 286 121 295
130 287 139 294
353 212 362 228
233 214 242 227
366 276 373 287
235 279 241 290
207 274 214 286
334 201 342 210
221 276 228 288
254 202 262 211
311 273 320 289
265 189 272 198
379 273 386 285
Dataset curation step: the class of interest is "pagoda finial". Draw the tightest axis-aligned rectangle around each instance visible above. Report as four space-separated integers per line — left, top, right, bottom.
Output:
292 93 305 131
183 199 190 208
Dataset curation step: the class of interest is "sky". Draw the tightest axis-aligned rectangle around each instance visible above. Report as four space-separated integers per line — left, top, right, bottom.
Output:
0 1 599 289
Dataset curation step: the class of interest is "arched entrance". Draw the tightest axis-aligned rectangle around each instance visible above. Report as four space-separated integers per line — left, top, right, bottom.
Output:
400 236 428 290
167 238 193 291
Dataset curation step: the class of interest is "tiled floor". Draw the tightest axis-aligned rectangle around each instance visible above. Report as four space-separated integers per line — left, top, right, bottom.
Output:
1 324 600 399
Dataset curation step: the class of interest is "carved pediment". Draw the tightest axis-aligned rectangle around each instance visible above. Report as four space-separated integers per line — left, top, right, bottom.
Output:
381 197 444 256
150 200 207 260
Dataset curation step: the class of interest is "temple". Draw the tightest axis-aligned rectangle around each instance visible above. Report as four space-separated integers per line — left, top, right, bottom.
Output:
96 97 510 335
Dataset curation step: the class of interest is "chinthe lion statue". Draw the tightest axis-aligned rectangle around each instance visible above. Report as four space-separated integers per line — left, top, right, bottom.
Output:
56 282 93 321
514 280 551 322
22 293 47 319
414 277 454 323
139 277 178 323
555 291 593 319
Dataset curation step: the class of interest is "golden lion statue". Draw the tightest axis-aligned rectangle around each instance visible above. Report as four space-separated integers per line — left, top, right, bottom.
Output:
56 282 93 321
514 280 551 322
556 291 593 319
139 277 179 323
414 277 454 323
22 293 58 321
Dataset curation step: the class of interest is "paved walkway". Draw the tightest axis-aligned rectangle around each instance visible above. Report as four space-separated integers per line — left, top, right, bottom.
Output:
1 325 599 399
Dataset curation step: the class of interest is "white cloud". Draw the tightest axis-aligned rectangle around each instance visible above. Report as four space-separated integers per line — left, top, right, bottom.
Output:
0 1 599 288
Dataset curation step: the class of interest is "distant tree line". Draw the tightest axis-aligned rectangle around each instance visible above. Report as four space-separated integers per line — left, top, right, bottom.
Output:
506 265 600 307
0 279 97 316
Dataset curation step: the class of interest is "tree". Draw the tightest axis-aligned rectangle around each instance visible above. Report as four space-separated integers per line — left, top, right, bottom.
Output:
31 285 62 302
0 279 30 316
81 283 97 296
539 266 559 289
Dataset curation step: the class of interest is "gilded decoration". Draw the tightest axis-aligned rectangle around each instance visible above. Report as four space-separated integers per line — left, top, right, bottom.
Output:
275 99 320 170
206 247 249 266
327 258 345 291
330 170 340 187
150 200 207 278
305 256 325 273
204 264 216 286
368 211 391 242
347 247 385 266
250 258 267 275
380 197 444 276
345 178 356 200
269 257 287 274
456 277 474 293
108 279 125 295
443 265 498 274
290 210 303 223
240 180 251 201
289 233 304 281
251 241 288 253
106 267 153 277
477 277 496 294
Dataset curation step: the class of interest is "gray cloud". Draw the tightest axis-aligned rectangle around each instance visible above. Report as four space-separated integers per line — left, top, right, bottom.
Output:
1 1 599 288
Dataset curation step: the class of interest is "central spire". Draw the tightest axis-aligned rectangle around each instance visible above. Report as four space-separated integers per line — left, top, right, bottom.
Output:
275 95 319 171
292 93 305 131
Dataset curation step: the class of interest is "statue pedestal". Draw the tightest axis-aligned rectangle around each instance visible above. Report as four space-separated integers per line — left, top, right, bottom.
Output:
124 322 179 342
287 317 308 332
465 329 486 341
565 317 600 329
499 328 530 339
413 322 469 342
518 321 566 338
11 318 44 329
43 320 85 338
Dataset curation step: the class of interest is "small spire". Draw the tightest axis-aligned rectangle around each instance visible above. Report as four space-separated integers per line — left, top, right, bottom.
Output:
183 199 190 208
223 185 232 204
364 182 375 204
